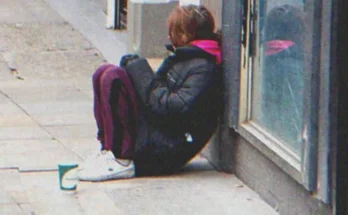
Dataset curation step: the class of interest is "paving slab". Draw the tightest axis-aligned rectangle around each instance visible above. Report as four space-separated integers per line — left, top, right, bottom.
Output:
70 77 94 91
26 189 84 215
14 165 277 215
147 58 164 71
59 138 100 160
0 175 30 206
0 203 23 214
181 155 215 172
32 112 95 126
1 91 95 118
26 190 84 215
0 54 5 62
0 96 42 127
0 126 51 140
0 23 93 53
81 90 93 100
44 124 96 139
20 172 59 191
0 0 64 24
77 190 122 214
0 103 28 115
107 171 277 215
0 159 278 215
0 93 12 104
18 203 35 214
0 139 81 171
5 92 92 107
1 87 90 104
0 62 13 82
0 188 14 204
31 203 84 215
6 190 28 205
10 50 103 80
0 170 23 191
19 101 93 115
0 78 94 95
20 172 84 214
0 114 37 128
0 79 94 94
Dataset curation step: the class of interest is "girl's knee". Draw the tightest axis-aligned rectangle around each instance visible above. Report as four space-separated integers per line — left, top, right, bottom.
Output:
93 64 113 82
100 66 127 83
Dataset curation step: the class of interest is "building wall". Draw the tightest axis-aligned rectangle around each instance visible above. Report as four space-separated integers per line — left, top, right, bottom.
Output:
201 0 222 29
127 0 178 57
91 0 107 13
202 124 332 214
231 132 332 215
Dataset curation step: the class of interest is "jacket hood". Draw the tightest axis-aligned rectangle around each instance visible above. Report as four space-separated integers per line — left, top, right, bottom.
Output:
190 40 222 64
265 40 295 56
165 40 222 65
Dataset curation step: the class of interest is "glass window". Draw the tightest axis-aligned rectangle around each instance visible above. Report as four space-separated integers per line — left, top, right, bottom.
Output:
251 0 306 156
230 0 328 192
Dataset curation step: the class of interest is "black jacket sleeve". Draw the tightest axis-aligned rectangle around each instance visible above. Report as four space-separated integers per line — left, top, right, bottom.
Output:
153 55 176 82
125 58 155 103
148 64 214 115
126 58 214 115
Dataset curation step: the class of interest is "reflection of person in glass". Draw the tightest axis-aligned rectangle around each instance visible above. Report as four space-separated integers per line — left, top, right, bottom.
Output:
262 5 305 153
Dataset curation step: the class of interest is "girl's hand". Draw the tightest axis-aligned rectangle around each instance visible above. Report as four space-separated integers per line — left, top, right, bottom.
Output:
120 54 140 68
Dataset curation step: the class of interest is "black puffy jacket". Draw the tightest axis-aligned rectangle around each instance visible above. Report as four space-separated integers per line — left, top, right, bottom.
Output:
125 45 222 175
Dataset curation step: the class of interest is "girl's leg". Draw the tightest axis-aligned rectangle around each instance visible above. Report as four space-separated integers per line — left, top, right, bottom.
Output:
92 64 114 146
98 66 137 159
79 65 137 181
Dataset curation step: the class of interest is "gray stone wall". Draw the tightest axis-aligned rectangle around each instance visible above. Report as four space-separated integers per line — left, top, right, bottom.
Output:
127 1 178 58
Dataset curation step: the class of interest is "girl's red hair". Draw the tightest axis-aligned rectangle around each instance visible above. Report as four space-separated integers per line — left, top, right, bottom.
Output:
167 5 217 47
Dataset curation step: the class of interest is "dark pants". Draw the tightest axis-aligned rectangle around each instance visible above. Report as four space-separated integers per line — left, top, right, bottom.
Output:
92 64 210 176
92 64 138 159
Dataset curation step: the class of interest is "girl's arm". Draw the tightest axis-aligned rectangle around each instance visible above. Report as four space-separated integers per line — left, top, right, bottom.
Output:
126 59 214 115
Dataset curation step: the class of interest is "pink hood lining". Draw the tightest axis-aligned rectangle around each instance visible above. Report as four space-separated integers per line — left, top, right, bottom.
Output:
190 40 222 64
265 40 295 56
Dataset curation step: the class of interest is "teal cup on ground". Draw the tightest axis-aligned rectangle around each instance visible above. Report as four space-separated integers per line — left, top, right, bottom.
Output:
58 163 78 191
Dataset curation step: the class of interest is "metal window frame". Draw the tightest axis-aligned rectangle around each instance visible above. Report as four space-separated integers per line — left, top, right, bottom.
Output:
331 0 348 213
317 0 334 205
114 0 126 29
223 0 332 199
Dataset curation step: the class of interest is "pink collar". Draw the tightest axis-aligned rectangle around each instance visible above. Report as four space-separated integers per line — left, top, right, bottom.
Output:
190 40 222 64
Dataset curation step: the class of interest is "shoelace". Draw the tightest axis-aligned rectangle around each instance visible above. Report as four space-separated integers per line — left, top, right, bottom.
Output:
115 159 131 167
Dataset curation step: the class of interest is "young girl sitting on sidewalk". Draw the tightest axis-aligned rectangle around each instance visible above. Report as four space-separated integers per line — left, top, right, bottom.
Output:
78 4 223 181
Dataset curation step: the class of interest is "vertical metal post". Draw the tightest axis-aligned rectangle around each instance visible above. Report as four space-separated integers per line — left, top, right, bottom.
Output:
107 0 124 29
222 0 242 129
333 0 348 213
114 0 121 29
301 0 321 191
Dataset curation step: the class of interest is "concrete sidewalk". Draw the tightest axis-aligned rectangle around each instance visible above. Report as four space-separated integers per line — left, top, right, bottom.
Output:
0 0 278 214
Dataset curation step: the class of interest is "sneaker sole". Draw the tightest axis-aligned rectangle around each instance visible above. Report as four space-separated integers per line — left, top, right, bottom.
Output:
79 168 135 182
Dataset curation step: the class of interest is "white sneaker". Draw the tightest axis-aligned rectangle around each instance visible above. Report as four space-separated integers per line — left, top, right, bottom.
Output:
78 150 135 182
78 150 105 170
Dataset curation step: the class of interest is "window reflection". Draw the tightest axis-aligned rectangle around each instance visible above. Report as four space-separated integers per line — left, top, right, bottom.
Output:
252 3 305 155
